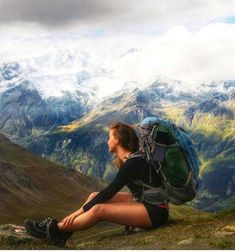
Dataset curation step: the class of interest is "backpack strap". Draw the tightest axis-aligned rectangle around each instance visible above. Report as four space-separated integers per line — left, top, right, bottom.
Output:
132 179 157 189
152 144 167 162
132 179 168 205
127 151 155 184
127 151 147 160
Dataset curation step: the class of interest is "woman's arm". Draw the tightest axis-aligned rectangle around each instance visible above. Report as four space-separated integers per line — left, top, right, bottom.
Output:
83 162 132 212
60 191 134 227
60 192 99 226
60 158 146 227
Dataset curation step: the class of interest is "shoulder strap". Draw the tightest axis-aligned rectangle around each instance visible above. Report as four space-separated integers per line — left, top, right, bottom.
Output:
132 179 156 189
127 151 147 160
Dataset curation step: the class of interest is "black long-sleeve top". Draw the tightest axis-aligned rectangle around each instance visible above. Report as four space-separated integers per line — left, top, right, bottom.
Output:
83 156 162 212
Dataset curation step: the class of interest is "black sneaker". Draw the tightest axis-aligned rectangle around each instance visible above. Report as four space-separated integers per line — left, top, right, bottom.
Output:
43 218 73 247
24 218 46 239
24 217 73 247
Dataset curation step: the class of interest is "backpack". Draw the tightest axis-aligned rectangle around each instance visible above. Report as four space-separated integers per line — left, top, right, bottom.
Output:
132 116 200 205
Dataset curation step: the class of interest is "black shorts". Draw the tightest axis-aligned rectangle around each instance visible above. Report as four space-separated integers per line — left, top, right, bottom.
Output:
143 202 169 228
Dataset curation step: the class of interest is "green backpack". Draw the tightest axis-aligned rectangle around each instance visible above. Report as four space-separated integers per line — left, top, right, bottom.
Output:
131 117 200 205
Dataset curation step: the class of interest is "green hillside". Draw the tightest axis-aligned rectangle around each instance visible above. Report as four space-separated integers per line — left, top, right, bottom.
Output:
162 103 235 211
0 133 105 225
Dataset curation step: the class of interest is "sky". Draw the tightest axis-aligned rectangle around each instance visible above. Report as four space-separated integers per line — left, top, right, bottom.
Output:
0 0 235 34
1 0 235 85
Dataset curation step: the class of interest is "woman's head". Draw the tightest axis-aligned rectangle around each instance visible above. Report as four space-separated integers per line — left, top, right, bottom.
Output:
108 122 139 167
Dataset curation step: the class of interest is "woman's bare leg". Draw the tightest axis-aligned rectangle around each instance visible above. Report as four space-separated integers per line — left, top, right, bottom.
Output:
60 192 133 225
85 192 133 204
58 202 152 232
78 192 133 214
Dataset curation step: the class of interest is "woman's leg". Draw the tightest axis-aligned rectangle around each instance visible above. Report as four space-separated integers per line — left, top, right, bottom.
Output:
60 192 133 225
107 192 134 203
58 202 152 232
86 192 133 204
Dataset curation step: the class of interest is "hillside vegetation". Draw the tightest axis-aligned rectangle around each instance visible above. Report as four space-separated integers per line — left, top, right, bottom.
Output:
0 133 105 225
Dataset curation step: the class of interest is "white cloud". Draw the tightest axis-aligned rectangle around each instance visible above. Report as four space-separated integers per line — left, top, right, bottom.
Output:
115 23 235 84
1 21 235 90
0 0 235 35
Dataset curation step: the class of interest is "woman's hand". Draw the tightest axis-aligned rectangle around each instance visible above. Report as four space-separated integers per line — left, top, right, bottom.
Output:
60 213 78 227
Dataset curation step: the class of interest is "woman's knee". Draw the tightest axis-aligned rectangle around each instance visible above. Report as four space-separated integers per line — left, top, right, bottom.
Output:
90 204 106 221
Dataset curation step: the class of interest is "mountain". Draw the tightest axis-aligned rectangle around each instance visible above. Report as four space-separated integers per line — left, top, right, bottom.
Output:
0 133 105 225
0 61 99 141
26 80 186 179
1 52 234 212
0 44 148 142
183 95 235 212
25 79 235 212
1 43 234 143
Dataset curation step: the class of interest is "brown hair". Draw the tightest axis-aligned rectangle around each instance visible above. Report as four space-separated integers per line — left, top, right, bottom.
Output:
110 122 139 168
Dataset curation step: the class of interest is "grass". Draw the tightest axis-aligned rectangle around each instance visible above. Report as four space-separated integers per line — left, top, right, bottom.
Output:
1 187 235 250
215 207 235 220
210 239 233 249
64 205 235 250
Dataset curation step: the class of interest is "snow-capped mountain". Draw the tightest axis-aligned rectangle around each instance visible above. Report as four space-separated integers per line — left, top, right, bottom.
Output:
0 45 234 212
1 43 235 143
0 59 99 140
0 49 109 101
1 39 235 100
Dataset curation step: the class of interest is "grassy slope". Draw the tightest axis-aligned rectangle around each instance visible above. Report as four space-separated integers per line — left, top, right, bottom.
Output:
2 205 234 250
0 133 106 225
69 205 235 250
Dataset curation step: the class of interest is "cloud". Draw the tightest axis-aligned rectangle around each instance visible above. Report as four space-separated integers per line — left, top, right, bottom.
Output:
0 0 235 33
0 1 235 85
121 23 235 84
0 0 117 27
1 22 235 86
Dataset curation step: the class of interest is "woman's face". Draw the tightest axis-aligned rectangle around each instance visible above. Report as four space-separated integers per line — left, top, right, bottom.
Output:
107 129 119 153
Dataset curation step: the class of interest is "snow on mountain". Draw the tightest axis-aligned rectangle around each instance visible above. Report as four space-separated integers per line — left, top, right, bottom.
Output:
0 48 103 102
1 38 235 103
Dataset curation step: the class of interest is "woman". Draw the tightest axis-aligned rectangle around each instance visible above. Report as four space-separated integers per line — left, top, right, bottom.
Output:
24 122 169 246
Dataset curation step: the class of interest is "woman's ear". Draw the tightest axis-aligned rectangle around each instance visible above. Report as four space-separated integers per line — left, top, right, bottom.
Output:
115 138 120 145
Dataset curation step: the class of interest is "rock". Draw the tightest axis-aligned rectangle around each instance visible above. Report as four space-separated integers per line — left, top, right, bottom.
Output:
178 238 194 245
0 224 56 249
214 225 235 238
0 224 38 245
223 225 235 235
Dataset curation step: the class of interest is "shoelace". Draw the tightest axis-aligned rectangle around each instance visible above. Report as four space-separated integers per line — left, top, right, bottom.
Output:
38 217 54 241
